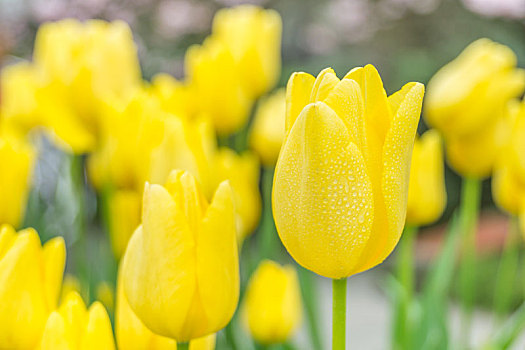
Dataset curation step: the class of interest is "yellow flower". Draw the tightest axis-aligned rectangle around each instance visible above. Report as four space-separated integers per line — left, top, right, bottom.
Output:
242 260 302 344
122 170 239 341
212 148 261 242
249 89 286 167
424 39 525 178
116 266 216 350
0 225 65 349
60 274 81 303
212 5 282 98
273 65 424 279
32 19 142 153
149 73 195 118
0 130 36 228
185 37 253 135
96 281 115 315
40 291 115 350
406 130 447 226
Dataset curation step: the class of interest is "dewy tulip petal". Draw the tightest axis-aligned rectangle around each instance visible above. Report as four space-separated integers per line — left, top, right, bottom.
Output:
274 65 424 278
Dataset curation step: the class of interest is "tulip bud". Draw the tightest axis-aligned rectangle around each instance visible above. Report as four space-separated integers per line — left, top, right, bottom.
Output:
249 89 286 167
0 130 35 228
212 5 282 98
122 170 239 341
40 292 116 349
212 148 262 242
0 225 65 348
149 73 195 118
243 260 302 344
273 65 424 278
425 39 525 178
406 130 447 226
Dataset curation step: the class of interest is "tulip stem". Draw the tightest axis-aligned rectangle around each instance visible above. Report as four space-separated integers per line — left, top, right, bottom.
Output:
178 342 189 350
457 176 481 347
332 278 347 350
260 167 278 260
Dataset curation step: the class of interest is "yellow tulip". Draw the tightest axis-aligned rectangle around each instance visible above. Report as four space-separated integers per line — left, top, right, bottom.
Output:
185 37 253 135
122 170 239 341
32 19 142 153
212 5 282 98
96 281 115 315
0 224 65 349
61 274 81 303
212 148 261 242
149 73 195 118
406 130 447 226
242 260 302 344
424 38 525 178
249 89 286 167
116 266 216 350
273 65 424 279
0 130 35 228
40 291 115 350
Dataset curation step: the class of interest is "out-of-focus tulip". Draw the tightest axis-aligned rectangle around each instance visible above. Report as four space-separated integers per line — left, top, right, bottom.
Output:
406 130 447 226
96 281 115 315
0 130 35 228
149 73 195 118
0 225 65 349
212 148 261 242
40 291 115 349
273 65 424 279
212 5 282 98
185 37 253 135
425 38 525 178
492 100 525 232
122 170 239 341
249 89 286 167
242 260 302 344
31 19 142 153
116 267 216 350
61 274 81 302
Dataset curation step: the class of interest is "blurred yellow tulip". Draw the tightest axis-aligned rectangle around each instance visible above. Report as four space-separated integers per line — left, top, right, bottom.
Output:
122 170 239 341
149 73 195 118
249 89 286 167
212 148 261 242
0 130 35 228
425 39 525 178
212 5 282 98
116 266 216 350
61 274 81 303
273 65 424 278
185 37 253 135
0 225 65 349
40 291 115 350
406 130 447 226
96 281 115 315
242 260 302 344
32 19 142 153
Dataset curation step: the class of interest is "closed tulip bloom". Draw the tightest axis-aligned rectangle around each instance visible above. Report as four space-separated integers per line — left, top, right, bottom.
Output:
40 291 116 350
406 130 447 226
149 73 195 118
122 170 239 341
213 148 261 242
273 65 424 278
243 260 302 344
116 267 216 350
0 225 65 349
424 39 525 177
212 5 282 98
0 130 35 227
185 37 253 135
249 89 286 167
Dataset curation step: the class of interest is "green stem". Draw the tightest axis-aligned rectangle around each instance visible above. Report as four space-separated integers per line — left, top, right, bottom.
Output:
332 278 347 350
260 167 278 260
177 342 189 350
298 267 323 350
457 177 482 347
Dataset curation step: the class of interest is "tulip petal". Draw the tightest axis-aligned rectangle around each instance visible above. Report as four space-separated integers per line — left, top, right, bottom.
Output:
274 102 374 278
285 72 315 135
40 312 70 350
42 236 66 312
80 302 116 350
196 181 239 335
310 67 340 103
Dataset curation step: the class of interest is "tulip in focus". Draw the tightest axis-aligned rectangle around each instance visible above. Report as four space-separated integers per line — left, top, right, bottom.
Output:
243 260 302 344
0 129 35 228
122 170 239 341
40 291 115 349
249 89 286 167
425 39 525 178
0 224 65 349
212 5 282 98
273 65 424 278
406 130 447 226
